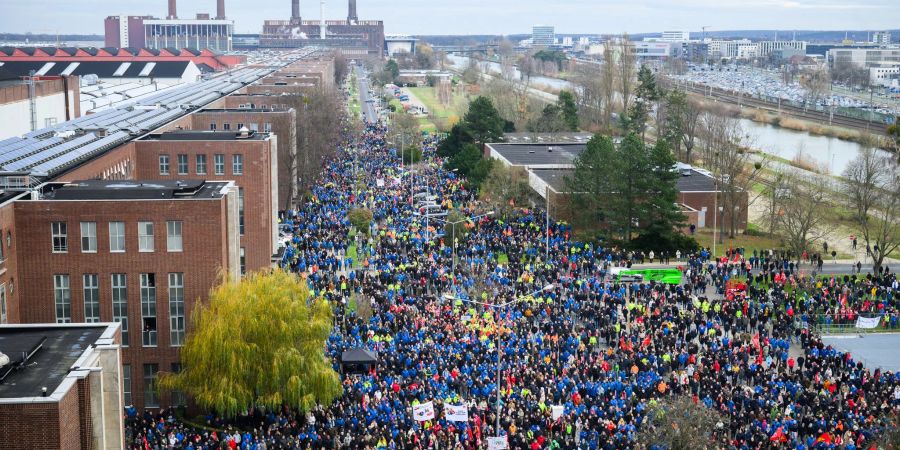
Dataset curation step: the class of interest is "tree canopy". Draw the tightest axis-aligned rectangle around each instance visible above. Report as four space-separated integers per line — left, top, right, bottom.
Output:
462 96 505 146
160 271 342 418
568 133 687 249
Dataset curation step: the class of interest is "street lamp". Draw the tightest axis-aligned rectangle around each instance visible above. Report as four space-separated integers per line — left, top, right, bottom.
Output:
426 211 495 291
443 284 554 437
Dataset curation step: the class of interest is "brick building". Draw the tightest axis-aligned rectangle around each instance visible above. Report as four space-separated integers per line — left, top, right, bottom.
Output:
11 180 240 409
132 130 278 273
188 109 297 210
0 323 122 449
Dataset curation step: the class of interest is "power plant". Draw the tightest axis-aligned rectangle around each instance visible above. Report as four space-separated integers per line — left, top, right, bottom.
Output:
104 0 234 52
261 0 385 57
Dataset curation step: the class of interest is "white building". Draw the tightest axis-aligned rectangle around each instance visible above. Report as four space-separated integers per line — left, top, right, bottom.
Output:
828 48 900 68
870 66 900 88
872 31 892 46
707 39 752 59
0 78 81 140
532 25 555 47
632 42 676 59
661 31 691 42
755 40 807 58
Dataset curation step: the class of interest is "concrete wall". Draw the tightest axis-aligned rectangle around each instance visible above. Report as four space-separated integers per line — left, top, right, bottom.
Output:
0 78 81 140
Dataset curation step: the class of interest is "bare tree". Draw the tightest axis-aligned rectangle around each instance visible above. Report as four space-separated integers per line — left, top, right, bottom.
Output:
706 115 766 238
776 173 835 257
798 66 831 108
842 148 900 272
479 164 533 218
617 35 636 118
637 396 730 450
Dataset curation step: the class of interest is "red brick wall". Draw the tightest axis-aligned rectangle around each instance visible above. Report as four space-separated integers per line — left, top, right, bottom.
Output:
189 111 296 210
54 142 136 182
13 197 232 408
0 200 20 324
133 138 275 272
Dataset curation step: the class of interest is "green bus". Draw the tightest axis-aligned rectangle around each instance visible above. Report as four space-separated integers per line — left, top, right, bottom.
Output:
613 268 683 285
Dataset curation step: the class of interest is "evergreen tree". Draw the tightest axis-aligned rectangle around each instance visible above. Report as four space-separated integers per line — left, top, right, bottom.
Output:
463 96 505 146
622 66 660 139
568 135 617 229
437 124 473 158
557 91 579 131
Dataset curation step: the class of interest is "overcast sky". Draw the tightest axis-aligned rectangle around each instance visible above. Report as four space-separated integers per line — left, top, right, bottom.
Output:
1 0 898 36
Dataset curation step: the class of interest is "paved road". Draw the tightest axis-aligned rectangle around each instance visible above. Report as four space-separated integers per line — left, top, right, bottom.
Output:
356 66 377 123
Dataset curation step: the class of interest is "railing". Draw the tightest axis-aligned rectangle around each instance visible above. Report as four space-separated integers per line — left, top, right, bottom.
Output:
806 313 900 335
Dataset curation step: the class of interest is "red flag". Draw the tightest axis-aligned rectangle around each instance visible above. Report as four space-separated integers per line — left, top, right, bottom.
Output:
770 427 787 443
815 432 832 445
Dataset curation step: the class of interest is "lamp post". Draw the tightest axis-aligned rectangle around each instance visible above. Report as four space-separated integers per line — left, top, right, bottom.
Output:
427 211 494 291
444 284 554 437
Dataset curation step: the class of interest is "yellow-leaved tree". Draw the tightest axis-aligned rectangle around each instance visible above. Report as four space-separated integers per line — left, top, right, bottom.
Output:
160 270 342 417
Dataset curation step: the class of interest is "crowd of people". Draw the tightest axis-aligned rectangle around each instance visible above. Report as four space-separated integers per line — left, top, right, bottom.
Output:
125 116 900 449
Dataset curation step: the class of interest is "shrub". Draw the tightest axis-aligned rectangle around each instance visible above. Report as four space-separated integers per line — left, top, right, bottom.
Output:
347 208 374 235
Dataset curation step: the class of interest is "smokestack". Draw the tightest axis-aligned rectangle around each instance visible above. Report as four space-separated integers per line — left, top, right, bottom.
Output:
167 0 177 19
348 0 357 23
320 0 326 39
291 0 300 21
216 0 226 19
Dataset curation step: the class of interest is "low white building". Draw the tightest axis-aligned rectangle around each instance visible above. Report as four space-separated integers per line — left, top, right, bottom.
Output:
870 66 900 88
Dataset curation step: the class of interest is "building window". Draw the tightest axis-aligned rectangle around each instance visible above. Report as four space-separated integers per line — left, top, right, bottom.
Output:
143 363 159 408
240 247 246 275
264 122 272 132
54 274 71 323
232 154 243 175
196 154 207 175
122 364 132 406
214 154 225 175
80 222 97 253
249 123 259 131
238 188 245 236
166 221 183 252
138 222 154 252
177 154 188 175
223 123 231 131
109 221 125 252
52 221 67 253
44 117 58 127
170 363 186 406
209 123 217 131
169 273 184 346
112 274 128 346
83 274 100 323
0 229 4 263
159 155 170 175
141 273 157 347
0 284 6 324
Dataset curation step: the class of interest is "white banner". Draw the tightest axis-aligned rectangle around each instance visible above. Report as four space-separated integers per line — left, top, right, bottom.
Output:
412 401 435 422
376 178 385 187
856 316 882 329
487 437 508 450
445 404 468 422
551 405 565 420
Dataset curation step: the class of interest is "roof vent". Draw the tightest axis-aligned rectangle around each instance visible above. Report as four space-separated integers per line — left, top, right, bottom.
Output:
238 126 251 138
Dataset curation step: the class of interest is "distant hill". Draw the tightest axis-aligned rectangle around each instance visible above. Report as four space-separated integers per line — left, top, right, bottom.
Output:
418 30 899 46
0 33 104 43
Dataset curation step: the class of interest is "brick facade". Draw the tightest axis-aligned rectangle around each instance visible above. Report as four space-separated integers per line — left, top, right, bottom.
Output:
133 133 277 273
12 188 239 409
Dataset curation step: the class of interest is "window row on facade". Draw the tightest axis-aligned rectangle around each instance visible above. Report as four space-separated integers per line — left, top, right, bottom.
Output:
208 121 272 132
158 153 243 177
53 272 184 349
122 362 184 408
51 220 183 253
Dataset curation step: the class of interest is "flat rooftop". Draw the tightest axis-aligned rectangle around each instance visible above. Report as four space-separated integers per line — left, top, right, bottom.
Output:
141 130 267 141
0 325 105 399
195 108 291 113
488 143 584 167
41 179 230 200
531 168 717 194
503 132 594 144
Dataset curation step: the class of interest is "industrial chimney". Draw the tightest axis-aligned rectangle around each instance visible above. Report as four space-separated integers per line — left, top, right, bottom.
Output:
167 0 177 19
215 0 226 19
291 0 300 22
320 0 326 39
348 0 357 23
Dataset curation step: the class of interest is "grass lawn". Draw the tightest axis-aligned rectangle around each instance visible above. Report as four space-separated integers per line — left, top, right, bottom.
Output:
693 229 784 257
407 87 468 130
418 117 438 133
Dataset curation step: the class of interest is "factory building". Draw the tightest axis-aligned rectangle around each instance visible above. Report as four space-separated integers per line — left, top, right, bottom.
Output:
261 0 385 57
104 0 234 52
